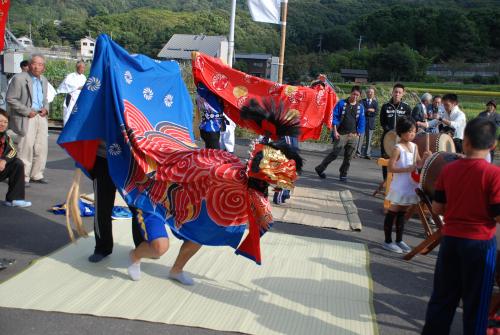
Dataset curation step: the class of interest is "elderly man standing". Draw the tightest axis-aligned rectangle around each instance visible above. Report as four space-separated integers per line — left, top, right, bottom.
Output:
57 61 86 125
412 92 432 131
6 54 50 185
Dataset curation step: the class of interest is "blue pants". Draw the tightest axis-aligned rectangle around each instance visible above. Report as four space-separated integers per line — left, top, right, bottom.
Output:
422 236 496 335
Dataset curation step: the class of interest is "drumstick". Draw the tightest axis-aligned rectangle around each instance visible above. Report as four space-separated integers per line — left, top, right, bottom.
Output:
426 132 430 152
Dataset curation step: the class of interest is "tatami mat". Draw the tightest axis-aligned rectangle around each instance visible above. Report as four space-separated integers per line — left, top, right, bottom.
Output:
0 221 377 335
272 187 362 231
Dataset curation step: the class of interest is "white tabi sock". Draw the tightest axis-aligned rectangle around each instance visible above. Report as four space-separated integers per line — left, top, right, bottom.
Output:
169 271 195 286
127 252 141 281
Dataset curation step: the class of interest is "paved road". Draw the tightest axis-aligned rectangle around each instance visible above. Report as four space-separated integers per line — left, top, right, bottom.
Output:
0 132 463 335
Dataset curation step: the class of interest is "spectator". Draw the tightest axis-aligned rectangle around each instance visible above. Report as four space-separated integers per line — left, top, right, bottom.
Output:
356 86 378 159
315 85 365 182
426 95 444 134
440 94 466 153
57 61 87 125
19 60 29 73
476 100 499 162
6 54 50 185
379 83 412 180
412 92 432 131
0 109 31 207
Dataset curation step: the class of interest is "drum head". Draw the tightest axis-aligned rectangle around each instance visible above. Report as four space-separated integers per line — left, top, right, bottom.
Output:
383 130 398 156
436 133 456 153
420 152 460 199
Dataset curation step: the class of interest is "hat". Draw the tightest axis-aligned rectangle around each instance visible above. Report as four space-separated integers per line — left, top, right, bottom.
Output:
486 99 496 108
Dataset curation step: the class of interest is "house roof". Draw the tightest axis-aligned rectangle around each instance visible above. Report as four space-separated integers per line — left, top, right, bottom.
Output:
340 69 368 77
235 53 272 60
157 34 227 59
80 36 96 42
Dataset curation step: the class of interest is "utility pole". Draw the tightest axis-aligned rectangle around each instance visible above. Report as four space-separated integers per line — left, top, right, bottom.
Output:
317 34 323 52
358 35 362 52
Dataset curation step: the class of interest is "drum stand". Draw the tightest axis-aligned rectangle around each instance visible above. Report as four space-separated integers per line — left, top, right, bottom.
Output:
404 188 443 261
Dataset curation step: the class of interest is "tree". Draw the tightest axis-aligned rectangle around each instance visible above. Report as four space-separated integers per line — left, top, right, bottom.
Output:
323 27 356 52
369 43 428 81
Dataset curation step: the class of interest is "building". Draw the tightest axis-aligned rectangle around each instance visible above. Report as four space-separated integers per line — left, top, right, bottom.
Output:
340 69 369 83
157 34 228 61
234 53 273 79
80 37 96 60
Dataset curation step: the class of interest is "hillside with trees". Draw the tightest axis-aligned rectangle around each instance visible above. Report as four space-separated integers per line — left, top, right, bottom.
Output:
8 0 500 82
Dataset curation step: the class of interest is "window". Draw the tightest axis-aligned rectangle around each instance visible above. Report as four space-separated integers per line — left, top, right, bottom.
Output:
89 50 93 54
90 43 94 46
83 42 87 46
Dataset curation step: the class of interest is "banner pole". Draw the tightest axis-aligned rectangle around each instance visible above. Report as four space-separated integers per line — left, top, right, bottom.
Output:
227 0 237 67
277 0 288 84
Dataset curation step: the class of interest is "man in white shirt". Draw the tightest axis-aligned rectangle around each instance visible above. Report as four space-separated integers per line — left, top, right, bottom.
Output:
440 93 466 153
57 61 86 125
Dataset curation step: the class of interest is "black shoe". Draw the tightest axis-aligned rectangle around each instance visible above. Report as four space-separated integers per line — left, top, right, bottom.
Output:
25 182 30 188
339 175 348 182
363 155 372 160
315 166 326 179
88 252 111 263
30 178 48 184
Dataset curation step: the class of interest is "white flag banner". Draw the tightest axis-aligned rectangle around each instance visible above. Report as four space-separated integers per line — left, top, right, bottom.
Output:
248 0 281 24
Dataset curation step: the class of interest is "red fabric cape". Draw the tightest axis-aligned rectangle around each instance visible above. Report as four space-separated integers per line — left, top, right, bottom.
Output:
192 53 336 141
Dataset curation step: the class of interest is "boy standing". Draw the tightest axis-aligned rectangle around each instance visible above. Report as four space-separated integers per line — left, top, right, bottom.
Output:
422 118 500 335
379 83 412 180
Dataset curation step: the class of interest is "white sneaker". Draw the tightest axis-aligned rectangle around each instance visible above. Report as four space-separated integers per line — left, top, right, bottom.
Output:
4 200 32 208
382 242 403 254
396 241 412 253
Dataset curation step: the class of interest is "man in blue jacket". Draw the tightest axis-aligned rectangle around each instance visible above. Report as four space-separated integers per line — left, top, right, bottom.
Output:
315 85 365 182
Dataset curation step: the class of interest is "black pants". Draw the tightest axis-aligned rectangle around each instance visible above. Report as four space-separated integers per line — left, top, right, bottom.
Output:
422 236 496 335
91 157 143 255
0 158 25 202
200 130 220 149
453 138 463 154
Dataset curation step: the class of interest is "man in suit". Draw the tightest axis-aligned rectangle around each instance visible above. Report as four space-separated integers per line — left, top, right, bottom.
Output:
356 86 378 159
412 92 432 131
6 54 50 185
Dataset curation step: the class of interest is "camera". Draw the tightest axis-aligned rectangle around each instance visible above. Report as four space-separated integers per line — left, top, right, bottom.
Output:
438 117 443 121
